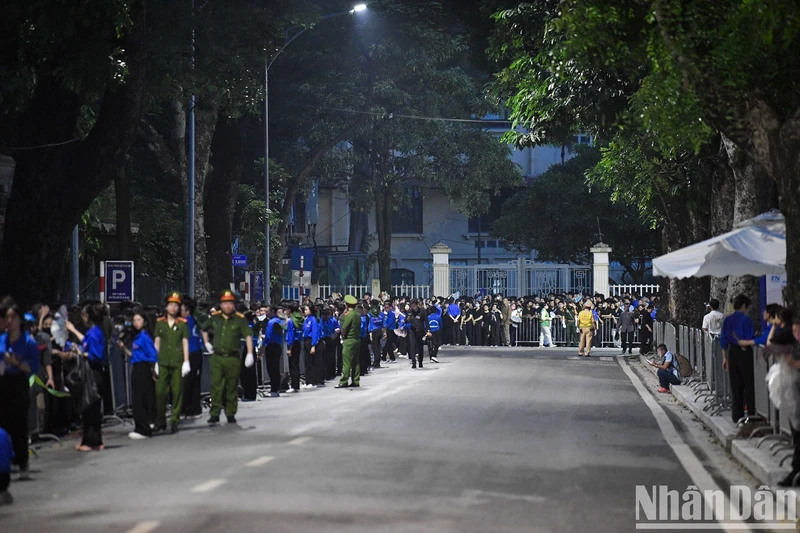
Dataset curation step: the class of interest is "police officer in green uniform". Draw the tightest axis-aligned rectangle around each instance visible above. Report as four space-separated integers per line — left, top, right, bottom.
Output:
201 290 254 425
154 291 191 434
335 295 361 389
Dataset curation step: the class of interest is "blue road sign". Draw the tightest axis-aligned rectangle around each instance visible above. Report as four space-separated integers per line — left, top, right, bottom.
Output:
233 254 248 267
253 271 264 301
104 261 134 302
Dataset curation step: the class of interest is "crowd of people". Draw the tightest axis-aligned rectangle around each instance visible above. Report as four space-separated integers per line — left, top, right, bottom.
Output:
0 287 659 505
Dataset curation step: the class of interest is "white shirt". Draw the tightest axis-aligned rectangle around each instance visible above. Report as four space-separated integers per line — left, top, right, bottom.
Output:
702 310 724 335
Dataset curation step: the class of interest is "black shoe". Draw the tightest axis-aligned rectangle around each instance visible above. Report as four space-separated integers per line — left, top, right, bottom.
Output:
153 425 167 433
412 364 417 369
349 383 360 388
778 471 800 487
226 415 237 424
170 424 179 434
419 363 424 368
207 416 220 425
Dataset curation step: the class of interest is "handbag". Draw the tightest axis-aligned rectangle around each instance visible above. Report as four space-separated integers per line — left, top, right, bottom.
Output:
66 353 100 412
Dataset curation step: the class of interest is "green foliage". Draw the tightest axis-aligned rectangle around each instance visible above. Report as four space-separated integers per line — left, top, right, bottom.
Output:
491 149 658 281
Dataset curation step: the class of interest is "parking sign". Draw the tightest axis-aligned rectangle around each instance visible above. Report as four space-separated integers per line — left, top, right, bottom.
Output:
102 261 134 303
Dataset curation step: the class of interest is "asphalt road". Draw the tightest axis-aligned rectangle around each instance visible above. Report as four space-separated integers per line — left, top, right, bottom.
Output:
1 348 703 533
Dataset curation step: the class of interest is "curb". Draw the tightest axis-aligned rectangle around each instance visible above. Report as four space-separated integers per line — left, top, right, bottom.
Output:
633 357 793 487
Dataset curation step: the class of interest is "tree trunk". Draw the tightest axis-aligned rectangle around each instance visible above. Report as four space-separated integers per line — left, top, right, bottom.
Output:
115 165 132 260
721 134 771 319
709 137 735 305
348 210 369 253
205 116 242 294
0 5 147 304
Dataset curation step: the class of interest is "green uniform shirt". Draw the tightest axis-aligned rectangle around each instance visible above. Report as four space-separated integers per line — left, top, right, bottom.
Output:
341 309 362 341
203 312 253 355
154 317 189 366
540 309 551 328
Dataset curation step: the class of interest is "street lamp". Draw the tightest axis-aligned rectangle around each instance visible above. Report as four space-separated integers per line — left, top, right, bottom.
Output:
263 4 367 303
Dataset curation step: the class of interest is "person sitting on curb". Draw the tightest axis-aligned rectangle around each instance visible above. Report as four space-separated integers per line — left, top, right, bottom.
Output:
649 343 681 393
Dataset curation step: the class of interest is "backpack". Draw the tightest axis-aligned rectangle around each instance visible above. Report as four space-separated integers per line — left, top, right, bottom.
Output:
675 353 693 378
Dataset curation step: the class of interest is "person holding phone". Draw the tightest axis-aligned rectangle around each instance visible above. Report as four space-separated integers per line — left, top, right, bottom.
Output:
649 344 681 393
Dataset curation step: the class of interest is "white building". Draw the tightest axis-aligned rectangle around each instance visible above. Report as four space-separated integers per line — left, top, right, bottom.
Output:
288 118 592 288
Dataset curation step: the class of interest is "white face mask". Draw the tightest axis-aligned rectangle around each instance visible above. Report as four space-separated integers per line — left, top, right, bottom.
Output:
257 315 266 322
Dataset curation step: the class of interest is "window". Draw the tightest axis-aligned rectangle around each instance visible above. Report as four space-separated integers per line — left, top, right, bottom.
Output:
468 190 513 233
391 268 415 286
291 199 306 234
392 188 423 234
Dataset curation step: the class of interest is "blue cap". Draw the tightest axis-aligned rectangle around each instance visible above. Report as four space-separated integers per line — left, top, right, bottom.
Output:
24 313 35 322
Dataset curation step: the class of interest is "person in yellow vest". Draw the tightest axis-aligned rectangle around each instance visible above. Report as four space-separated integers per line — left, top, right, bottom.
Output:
202 290 254 425
154 291 191 434
577 300 597 357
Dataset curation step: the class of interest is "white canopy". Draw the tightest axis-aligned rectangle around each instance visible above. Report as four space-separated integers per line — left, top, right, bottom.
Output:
652 210 786 279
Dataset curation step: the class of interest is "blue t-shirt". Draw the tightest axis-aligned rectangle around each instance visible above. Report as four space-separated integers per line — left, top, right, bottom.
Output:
265 317 284 346
320 317 338 338
130 330 158 364
0 331 39 376
286 319 298 345
663 351 681 381
186 315 204 353
448 304 461 318
720 311 755 350
82 325 107 364
369 314 383 332
382 310 397 329
360 316 368 338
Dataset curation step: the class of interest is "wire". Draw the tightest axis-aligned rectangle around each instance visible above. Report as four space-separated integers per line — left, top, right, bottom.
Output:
1 138 80 151
292 103 513 125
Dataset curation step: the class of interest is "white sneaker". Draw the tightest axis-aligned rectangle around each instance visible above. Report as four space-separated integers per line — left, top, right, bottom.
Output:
286 388 297 394
128 432 148 440
18 468 30 481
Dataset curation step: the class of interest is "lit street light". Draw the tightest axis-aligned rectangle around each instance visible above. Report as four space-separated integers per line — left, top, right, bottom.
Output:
263 4 367 303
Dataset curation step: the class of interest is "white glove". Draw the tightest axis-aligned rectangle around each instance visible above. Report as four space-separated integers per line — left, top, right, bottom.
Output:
154 362 159 377
205 341 214 354
181 360 191 377
244 353 254 368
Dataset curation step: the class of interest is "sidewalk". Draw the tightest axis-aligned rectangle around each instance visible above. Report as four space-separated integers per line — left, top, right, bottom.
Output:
636 356 794 487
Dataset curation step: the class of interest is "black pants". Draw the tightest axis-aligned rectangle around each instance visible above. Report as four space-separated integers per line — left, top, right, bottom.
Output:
131 363 155 436
0 472 8 493
266 343 282 393
452 322 464 345
304 338 324 386
411 330 424 366
621 332 635 353
81 366 104 448
360 338 371 375
323 337 337 379
370 331 383 368
289 341 301 390
0 374 29 470
382 330 397 361
336 341 343 376
240 348 258 400
510 325 517 347
790 423 800 473
640 329 653 354
728 345 755 423
398 335 408 355
182 350 203 416
430 331 441 360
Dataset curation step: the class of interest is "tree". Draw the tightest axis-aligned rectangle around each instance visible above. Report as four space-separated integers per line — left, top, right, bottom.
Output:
491 149 659 282
0 0 149 303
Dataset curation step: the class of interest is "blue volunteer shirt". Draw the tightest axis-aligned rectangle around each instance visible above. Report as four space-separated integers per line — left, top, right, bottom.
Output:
0 331 39 376
286 319 298 344
320 317 338 338
0 428 13 473
265 317 284 346
428 311 442 332
302 316 320 346
360 316 368 339
130 330 158 365
382 310 397 330
369 313 383 332
448 304 461 319
82 325 107 364
720 311 755 350
754 323 777 346
186 315 204 353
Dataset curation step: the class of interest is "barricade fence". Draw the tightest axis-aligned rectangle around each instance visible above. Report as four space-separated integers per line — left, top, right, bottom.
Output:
512 316 641 348
656 321 792 459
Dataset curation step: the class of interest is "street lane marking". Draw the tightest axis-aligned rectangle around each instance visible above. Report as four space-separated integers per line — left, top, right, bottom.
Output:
190 479 227 493
618 359 751 533
124 521 160 533
288 436 311 446
246 456 274 467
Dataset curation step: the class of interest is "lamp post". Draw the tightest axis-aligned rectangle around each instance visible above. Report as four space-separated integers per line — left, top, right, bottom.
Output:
263 4 367 304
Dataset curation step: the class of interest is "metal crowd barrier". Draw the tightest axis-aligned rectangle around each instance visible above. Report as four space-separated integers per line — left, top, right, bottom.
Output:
656 320 794 466
514 316 642 348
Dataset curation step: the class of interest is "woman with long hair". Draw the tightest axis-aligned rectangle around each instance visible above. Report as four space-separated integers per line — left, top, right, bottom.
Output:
301 304 321 388
65 302 108 452
0 303 39 479
117 310 157 439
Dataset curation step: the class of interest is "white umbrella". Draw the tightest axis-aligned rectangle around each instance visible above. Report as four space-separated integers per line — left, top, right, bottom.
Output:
652 210 786 279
